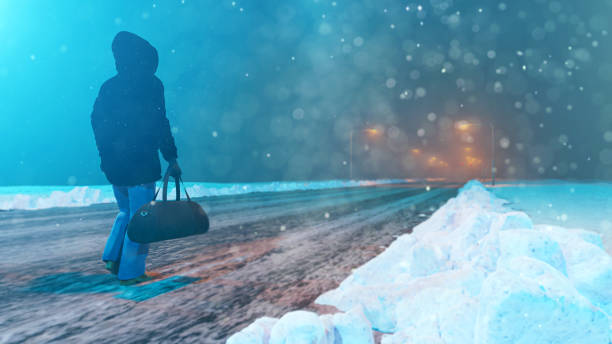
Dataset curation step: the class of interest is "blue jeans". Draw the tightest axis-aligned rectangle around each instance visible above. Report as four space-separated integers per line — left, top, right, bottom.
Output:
102 183 155 280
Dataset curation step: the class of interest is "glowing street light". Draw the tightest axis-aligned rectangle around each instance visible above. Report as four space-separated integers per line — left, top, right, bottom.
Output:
456 120 472 131
364 128 380 137
426 155 449 169
465 155 483 167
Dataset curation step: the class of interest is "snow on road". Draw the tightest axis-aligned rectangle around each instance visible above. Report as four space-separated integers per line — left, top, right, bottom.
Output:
228 180 612 344
0 179 418 211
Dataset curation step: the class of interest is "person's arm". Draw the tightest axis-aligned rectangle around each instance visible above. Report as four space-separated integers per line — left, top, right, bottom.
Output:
157 82 181 177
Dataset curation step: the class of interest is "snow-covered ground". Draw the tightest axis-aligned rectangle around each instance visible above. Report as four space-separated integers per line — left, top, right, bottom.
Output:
0 179 415 211
227 180 612 344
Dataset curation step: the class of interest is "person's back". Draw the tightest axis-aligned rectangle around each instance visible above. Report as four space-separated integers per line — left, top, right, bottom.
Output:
91 31 177 186
91 31 181 285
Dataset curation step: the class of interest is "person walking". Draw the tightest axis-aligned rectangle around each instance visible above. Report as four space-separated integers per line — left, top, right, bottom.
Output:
91 31 181 285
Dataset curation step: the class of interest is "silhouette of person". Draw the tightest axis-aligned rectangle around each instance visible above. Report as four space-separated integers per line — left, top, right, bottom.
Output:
91 31 181 285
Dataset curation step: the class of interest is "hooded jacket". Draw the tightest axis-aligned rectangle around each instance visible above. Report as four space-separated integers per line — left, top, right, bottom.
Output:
91 31 177 186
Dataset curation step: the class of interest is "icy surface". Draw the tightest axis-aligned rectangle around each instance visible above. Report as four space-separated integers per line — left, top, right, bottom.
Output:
229 180 612 344
0 179 411 210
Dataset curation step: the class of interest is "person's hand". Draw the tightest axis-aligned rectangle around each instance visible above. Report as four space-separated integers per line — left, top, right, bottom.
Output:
168 160 182 179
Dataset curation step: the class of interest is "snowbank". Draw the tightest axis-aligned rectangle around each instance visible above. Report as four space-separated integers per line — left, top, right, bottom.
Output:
0 179 411 211
226 308 374 344
227 180 612 344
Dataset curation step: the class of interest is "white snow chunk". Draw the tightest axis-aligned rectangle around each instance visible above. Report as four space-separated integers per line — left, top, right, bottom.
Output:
317 284 395 333
381 330 445 344
318 314 336 344
492 211 534 231
474 256 609 344
317 266 485 333
499 229 567 276
539 225 612 315
394 281 480 343
227 317 278 344
269 311 325 344
331 306 374 344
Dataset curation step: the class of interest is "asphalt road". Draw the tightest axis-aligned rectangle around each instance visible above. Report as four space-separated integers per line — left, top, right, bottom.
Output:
0 184 457 344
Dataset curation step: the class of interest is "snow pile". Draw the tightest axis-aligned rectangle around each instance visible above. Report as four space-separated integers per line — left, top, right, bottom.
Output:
0 179 410 211
228 180 612 344
227 308 374 344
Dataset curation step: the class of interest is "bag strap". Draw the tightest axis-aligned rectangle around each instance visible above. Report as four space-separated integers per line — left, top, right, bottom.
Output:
180 177 192 202
154 169 191 202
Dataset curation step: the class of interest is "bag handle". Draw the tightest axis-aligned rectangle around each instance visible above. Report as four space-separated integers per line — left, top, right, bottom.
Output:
154 169 192 202
163 169 180 201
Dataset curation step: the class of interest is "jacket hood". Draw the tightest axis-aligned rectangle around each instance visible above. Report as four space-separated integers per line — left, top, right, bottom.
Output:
112 31 158 76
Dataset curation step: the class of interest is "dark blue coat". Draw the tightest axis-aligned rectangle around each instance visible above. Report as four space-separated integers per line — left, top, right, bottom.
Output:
91 32 177 186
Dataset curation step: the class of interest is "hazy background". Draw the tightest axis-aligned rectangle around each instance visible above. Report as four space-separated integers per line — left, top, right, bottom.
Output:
1 0 612 186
